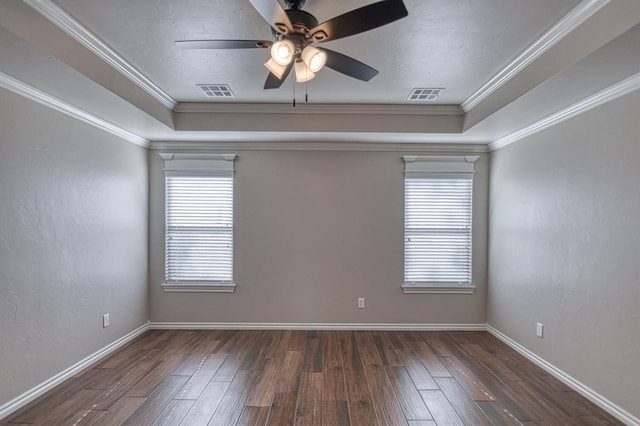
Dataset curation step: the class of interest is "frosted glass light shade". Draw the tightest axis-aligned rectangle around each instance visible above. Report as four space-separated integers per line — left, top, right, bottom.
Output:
294 61 315 82
301 46 327 73
270 40 295 65
264 58 287 79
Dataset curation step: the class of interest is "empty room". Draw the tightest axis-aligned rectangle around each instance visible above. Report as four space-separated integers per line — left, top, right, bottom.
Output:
1 0 639 424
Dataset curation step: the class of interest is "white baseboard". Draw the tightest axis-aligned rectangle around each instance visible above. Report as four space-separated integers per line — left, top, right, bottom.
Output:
0 323 150 421
487 325 639 426
149 322 487 331
6 322 632 424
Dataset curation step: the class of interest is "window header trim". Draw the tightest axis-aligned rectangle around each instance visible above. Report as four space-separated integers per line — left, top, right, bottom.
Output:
403 155 479 174
160 153 236 172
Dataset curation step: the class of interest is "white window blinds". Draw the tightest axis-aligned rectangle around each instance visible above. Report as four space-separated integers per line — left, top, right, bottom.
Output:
161 153 236 287
403 156 477 288
404 176 472 285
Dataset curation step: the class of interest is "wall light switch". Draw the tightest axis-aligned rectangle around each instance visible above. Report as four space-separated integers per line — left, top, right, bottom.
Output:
357 298 365 309
103 313 110 328
536 322 543 338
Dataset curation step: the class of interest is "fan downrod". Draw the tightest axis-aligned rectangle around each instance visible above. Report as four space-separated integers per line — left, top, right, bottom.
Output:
285 0 306 10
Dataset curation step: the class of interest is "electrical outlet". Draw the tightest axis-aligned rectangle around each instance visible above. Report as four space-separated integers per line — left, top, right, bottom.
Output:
357 298 365 309
103 313 110 328
536 323 543 338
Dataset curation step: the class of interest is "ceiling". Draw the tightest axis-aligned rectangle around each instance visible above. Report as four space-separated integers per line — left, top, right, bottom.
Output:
0 0 639 146
51 0 579 104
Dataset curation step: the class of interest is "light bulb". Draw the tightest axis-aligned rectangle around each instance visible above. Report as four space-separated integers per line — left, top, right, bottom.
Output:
301 46 327 73
270 40 294 66
295 60 315 83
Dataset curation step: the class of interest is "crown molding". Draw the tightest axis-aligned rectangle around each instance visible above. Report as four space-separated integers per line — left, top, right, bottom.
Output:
489 72 640 151
0 72 150 148
23 0 177 110
461 0 610 113
173 102 464 116
150 141 489 153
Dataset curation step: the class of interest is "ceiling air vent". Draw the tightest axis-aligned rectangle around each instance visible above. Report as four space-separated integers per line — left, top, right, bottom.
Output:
198 84 235 98
408 88 443 101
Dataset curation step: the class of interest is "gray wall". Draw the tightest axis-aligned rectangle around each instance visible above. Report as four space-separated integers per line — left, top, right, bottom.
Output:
149 149 489 324
0 88 149 407
488 90 640 418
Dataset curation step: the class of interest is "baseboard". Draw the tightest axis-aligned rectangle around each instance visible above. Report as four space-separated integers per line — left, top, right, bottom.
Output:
0 322 150 421
149 322 487 331
487 325 639 426
9 322 631 424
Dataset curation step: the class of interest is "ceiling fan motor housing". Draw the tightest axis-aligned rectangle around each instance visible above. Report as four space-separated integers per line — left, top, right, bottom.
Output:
285 8 330 42
285 9 317 35
271 8 321 55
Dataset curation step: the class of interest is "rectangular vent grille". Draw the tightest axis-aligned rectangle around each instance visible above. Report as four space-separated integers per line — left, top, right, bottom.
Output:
198 84 235 98
408 88 443 101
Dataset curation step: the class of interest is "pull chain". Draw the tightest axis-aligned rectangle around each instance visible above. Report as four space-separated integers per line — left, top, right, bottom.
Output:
292 78 296 107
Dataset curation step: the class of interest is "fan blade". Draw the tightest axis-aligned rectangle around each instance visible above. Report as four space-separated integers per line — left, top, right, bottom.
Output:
309 0 408 42
175 40 272 49
264 62 293 89
248 0 294 35
320 48 378 81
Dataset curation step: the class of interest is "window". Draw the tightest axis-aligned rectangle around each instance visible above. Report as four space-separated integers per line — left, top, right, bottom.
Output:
403 155 478 294
160 153 236 292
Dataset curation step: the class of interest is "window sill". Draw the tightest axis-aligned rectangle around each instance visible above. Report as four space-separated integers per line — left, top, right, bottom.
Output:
402 285 476 294
162 283 236 293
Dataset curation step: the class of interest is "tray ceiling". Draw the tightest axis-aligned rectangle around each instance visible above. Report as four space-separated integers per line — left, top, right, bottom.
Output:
0 0 639 145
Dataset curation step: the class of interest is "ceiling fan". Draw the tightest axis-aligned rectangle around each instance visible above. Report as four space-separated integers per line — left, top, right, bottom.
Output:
176 0 408 89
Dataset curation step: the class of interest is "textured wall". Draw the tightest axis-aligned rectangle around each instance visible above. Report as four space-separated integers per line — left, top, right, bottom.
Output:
0 88 149 407
488 90 640 418
149 149 489 325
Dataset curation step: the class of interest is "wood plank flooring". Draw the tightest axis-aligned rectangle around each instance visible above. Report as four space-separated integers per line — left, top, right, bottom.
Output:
2 330 623 425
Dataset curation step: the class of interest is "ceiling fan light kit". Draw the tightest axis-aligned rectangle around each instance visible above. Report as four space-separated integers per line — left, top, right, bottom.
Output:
294 60 315 82
264 57 288 79
270 39 295 65
266 42 327 83
301 46 326 73
176 0 408 90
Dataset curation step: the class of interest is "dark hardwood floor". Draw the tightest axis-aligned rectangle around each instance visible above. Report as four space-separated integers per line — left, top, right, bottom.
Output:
3 330 622 425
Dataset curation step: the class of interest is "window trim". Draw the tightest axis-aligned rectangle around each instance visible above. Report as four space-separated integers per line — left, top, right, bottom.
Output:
161 153 236 293
161 282 236 293
401 285 476 294
402 155 478 295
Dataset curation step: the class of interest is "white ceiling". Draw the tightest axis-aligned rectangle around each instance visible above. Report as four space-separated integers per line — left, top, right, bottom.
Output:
0 0 639 145
52 0 579 104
